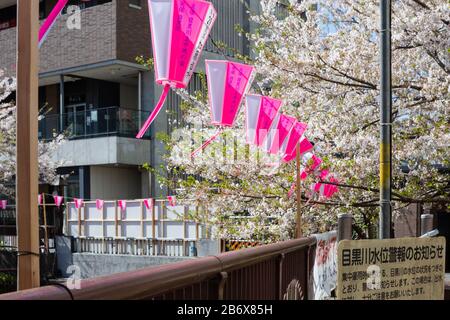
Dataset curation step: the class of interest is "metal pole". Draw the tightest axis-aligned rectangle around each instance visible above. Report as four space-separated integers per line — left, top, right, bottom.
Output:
59 74 64 132
138 71 142 128
295 142 302 238
16 0 40 290
337 214 353 242
379 0 392 239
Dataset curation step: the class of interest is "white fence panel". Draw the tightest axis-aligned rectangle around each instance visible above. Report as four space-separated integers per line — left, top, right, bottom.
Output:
65 200 208 241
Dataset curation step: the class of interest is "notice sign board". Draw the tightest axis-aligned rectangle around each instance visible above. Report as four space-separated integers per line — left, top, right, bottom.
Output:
337 237 446 300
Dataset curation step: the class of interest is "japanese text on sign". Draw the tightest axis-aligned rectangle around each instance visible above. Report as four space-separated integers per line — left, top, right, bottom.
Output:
337 237 446 300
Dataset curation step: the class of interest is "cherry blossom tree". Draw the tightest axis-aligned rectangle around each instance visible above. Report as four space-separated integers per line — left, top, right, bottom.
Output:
0 70 67 198
158 0 449 241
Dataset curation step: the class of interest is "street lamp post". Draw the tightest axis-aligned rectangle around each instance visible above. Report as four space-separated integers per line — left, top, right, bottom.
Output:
379 0 392 239
16 0 40 290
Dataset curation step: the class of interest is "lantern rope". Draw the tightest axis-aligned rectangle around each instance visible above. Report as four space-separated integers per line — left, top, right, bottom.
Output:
191 127 224 158
136 84 171 139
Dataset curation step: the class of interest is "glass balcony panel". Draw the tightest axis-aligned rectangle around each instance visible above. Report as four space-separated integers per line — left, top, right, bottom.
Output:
38 107 151 141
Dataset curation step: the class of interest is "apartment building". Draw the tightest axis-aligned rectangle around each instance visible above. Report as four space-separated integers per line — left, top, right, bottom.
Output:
0 0 262 201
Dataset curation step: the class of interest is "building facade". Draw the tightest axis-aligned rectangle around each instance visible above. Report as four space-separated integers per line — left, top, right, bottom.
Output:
0 0 262 201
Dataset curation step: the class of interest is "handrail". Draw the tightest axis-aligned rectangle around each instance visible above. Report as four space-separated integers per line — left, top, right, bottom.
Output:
0 237 316 300
40 106 149 119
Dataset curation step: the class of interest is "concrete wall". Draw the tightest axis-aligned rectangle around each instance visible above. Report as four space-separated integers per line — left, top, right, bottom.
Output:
120 84 139 110
90 166 141 200
393 204 421 238
56 136 151 167
72 253 194 279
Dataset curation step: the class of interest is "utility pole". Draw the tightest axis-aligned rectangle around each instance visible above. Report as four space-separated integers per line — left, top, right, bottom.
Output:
295 142 302 238
16 0 40 290
379 0 392 239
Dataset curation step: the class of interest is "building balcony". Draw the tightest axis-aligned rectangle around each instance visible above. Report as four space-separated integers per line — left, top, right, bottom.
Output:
39 106 152 167
38 106 151 141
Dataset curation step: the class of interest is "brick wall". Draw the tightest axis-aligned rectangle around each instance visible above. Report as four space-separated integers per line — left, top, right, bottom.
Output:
116 0 152 64
0 1 117 78
40 1 117 73
0 26 16 77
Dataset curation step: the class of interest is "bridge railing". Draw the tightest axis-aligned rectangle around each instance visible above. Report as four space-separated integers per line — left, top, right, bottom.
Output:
0 237 316 300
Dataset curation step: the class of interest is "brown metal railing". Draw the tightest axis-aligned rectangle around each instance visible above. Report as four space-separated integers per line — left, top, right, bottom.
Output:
0 237 316 300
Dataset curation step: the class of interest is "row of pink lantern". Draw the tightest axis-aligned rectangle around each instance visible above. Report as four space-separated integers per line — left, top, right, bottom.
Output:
0 195 64 210
0 196 178 211
72 196 176 210
37 0 339 200
38 0 217 138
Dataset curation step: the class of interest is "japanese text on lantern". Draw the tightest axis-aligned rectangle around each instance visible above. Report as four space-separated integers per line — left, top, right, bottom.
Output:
337 237 446 300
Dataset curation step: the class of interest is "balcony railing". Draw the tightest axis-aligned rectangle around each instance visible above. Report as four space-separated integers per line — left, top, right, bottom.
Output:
38 107 151 141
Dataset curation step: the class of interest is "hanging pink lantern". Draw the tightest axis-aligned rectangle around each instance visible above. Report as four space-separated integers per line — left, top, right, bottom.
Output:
324 176 339 198
0 200 7 210
300 155 323 180
137 0 217 139
118 200 127 211
96 199 105 210
167 196 177 207
319 170 330 180
144 198 154 210
74 198 84 209
314 176 339 198
53 196 64 208
263 114 297 155
283 137 314 163
39 0 69 48
191 60 255 157
310 155 323 171
245 95 282 147
38 194 43 206
280 121 308 160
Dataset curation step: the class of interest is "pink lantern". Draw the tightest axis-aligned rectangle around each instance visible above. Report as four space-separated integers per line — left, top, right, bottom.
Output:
283 137 314 163
314 176 339 199
53 196 64 208
300 171 308 181
299 155 323 180
38 194 43 206
245 95 282 147
0 200 7 210
319 170 330 180
191 60 255 157
137 0 217 139
144 198 154 210
96 199 105 210
118 200 127 211
324 176 339 198
74 198 84 209
314 183 324 194
167 196 177 207
310 155 323 171
264 114 297 155
281 121 308 160
39 0 68 48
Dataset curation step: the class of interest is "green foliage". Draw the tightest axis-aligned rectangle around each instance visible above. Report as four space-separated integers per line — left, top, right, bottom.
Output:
135 55 154 69
0 272 16 294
